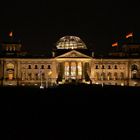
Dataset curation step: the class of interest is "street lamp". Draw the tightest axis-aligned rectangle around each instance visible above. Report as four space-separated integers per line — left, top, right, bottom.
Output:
39 69 44 89
46 70 52 88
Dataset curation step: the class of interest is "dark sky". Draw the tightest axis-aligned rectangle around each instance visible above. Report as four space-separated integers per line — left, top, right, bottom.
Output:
0 1 140 54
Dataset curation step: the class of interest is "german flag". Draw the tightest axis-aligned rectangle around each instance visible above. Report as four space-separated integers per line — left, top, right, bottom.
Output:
9 31 13 37
126 32 133 38
112 42 118 47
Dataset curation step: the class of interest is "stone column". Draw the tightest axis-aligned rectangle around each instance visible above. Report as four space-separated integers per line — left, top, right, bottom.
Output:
17 61 20 85
69 62 71 78
82 62 85 80
62 62 64 79
76 62 78 79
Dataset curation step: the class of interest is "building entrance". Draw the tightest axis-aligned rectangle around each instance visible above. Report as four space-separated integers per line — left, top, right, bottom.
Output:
64 62 82 80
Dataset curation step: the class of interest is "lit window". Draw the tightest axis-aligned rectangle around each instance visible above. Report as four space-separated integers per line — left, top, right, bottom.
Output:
65 62 69 76
7 63 14 69
8 73 13 80
71 62 76 77
107 73 112 80
78 62 82 76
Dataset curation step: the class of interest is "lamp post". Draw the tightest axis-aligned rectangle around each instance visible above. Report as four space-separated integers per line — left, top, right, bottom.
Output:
39 69 44 89
46 70 52 88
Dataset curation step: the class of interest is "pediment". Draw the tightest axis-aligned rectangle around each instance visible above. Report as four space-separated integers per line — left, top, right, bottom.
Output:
56 50 91 58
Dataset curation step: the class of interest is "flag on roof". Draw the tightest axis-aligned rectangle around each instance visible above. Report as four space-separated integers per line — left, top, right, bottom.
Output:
126 32 133 38
112 42 118 47
9 31 13 37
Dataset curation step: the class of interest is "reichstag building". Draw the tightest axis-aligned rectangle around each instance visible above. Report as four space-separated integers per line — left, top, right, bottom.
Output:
0 36 140 87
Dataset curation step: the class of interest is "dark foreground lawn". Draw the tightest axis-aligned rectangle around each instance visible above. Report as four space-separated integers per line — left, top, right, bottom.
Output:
1 84 140 139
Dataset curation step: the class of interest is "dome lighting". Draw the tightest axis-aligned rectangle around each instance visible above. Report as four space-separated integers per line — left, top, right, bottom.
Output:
56 36 87 49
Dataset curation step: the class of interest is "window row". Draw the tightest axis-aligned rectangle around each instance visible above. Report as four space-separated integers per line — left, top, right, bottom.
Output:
27 64 51 69
21 73 51 80
95 65 123 69
94 72 125 80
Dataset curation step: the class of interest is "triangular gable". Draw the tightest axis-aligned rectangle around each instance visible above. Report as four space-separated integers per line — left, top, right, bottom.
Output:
55 50 91 58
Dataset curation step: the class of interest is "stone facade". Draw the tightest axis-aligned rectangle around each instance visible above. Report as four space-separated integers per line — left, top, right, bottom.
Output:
0 36 140 87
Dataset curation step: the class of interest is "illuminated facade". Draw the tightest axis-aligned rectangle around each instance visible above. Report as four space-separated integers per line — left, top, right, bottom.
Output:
0 36 140 87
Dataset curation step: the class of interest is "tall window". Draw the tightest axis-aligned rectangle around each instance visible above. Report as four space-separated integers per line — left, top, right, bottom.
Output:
41 65 44 69
95 65 99 69
108 65 111 69
78 62 82 76
28 65 31 69
71 62 76 78
47 65 51 69
114 65 118 69
101 72 106 80
35 65 38 69
102 65 105 69
131 64 138 71
8 73 13 80
65 62 69 76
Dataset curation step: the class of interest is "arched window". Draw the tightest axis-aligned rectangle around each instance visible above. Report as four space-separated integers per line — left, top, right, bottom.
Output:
47 65 51 69
41 65 44 69
108 65 111 69
114 65 118 69
131 64 138 71
102 65 105 69
35 65 38 69
28 65 31 69
28 73 32 80
131 64 139 79
95 65 99 69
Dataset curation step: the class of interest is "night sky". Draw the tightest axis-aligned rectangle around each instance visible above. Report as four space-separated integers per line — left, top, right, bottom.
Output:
0 1 140 54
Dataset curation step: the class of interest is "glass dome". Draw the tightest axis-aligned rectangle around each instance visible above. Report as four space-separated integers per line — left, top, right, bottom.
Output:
56 36 87 49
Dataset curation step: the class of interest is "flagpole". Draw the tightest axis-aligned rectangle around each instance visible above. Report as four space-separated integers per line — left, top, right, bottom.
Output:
39 69 44 89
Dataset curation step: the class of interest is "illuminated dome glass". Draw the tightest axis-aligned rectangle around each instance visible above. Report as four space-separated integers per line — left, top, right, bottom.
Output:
56 36 87 49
